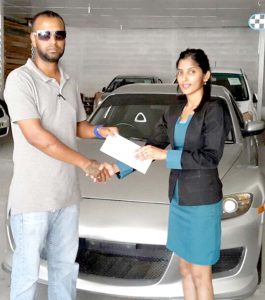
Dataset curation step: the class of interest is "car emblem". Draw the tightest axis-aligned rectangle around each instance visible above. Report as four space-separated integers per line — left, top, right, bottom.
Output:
248 14 265 30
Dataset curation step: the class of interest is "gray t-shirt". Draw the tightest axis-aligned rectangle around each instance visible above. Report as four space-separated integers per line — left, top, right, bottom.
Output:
4 59 87 215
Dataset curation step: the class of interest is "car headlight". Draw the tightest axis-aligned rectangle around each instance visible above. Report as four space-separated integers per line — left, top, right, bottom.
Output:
222 193 252 220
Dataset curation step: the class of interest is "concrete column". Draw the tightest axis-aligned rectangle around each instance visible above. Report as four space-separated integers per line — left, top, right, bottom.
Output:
0 0 3 97
257 31 265 120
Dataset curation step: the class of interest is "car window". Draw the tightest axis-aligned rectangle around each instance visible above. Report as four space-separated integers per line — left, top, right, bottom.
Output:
105 78 156 92
106 79 123 92
211 73 249 102
90 94 173 139
90 94 235 144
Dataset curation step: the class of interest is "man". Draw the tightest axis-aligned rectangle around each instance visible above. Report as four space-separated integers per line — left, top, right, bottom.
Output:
4 10 117 300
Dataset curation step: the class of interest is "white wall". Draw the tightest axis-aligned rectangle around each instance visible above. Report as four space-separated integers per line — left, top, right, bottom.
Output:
62 27 259 98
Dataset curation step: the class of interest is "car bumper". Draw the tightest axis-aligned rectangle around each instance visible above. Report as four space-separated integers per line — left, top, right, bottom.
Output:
2 201 263 299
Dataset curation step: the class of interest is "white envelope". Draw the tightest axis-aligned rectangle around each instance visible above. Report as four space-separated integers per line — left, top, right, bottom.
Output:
100 134 152 174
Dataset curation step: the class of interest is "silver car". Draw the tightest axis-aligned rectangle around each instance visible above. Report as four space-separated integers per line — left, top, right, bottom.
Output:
3 84 265 299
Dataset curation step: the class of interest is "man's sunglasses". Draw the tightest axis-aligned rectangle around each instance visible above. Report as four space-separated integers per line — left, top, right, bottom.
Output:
33 30 66 41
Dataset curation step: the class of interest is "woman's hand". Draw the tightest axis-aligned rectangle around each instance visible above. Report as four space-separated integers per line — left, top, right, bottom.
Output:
100 163 120 176
135 145 167 161
83 160 116 183
89 163 120 183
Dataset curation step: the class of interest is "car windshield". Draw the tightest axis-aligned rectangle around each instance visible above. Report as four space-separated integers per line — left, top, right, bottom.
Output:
106 78 154 92
90 94 173 139
90 94 234 143
211 73 249 102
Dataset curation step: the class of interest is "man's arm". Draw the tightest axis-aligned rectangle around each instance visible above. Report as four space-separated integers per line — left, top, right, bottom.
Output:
18 118 100 176
76 120 118 139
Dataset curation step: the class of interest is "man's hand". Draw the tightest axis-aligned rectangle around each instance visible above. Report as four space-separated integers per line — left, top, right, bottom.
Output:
98 126 118 138
88 163 120 183
83 160 101 177
83 161 118 183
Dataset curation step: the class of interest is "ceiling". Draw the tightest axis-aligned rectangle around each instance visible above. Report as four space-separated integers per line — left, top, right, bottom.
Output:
2 0 264 29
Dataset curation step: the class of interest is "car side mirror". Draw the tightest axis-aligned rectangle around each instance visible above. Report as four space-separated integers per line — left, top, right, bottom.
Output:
242 120 265 137
102 87 106 92
253 93 258 103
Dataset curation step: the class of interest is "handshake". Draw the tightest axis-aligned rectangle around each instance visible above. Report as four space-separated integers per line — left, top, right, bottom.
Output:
81 139 168 182
83 160 119 183
81 126 167 182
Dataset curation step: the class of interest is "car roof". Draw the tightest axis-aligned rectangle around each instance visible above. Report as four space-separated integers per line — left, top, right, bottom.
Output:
111 83 231 99
211 68 243 75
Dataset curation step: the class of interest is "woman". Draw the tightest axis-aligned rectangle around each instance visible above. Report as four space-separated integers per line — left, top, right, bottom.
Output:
108 48 231 300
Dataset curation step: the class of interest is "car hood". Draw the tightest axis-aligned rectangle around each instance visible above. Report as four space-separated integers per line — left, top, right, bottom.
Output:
77 139 242 204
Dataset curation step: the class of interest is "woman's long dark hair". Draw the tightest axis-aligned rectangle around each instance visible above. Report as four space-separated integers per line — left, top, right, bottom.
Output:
176 48 211 111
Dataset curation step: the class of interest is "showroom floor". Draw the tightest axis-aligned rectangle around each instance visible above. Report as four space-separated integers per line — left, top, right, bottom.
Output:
1 132 265 300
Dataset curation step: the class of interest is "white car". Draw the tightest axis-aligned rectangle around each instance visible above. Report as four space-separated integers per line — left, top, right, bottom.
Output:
0 102 10 138
211 68 258 121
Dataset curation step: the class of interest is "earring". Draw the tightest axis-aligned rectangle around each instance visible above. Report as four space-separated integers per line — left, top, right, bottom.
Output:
31 46 35 60
203 81 207 85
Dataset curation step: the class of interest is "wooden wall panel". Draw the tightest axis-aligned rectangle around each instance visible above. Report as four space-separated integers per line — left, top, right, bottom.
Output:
4 18 30 78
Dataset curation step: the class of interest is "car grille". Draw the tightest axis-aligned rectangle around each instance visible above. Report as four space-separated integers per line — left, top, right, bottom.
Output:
76 239 244 279
212 247 244 273
76 238 172 280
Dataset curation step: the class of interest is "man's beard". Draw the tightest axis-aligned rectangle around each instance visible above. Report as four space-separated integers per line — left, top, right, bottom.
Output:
35 47 64 63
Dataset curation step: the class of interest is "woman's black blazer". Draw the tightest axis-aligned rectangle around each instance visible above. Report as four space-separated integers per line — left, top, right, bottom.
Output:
147 96 232 206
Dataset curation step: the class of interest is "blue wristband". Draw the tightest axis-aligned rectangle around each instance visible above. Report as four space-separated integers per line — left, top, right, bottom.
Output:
93 124 104 139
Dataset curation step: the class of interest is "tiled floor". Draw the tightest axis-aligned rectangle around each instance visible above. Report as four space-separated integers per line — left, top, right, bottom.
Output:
0 132 265 300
